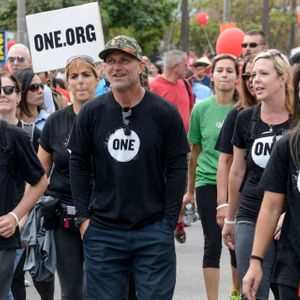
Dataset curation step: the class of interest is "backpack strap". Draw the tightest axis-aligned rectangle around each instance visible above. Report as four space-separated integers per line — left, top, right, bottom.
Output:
183 79 195 111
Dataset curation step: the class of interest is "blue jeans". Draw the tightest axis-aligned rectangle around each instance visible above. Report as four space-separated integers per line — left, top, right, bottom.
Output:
7 248 24 300
235 222 277 300
83 219 176 300
0 249 16 299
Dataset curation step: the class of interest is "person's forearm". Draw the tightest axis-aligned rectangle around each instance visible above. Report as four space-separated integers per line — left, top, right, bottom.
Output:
227 170 243 220
217 153 233 205
12 175 48 221
186 145 200 194
164 154 187 229
251 192 284 258
70 153 92 218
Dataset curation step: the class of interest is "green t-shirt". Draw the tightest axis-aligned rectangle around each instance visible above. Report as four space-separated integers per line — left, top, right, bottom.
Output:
188 96 234 187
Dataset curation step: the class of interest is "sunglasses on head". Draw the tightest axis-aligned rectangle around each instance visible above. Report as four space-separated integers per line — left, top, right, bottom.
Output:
241 73 251 81
241 43 264 48
66 55 95 68
264 49 284 59
0 86 16 96
7 56 26 63
29 83 44 92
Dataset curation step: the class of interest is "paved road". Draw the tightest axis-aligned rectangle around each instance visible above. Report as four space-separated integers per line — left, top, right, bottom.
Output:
26 221 274 299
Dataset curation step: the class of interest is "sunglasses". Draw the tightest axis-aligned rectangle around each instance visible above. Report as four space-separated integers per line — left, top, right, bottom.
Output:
241 73 251 81
7 56 26 63
29 83 44 92
66 55 95 68
264 49 284 59
122 107 132 136
241 43 264 48
0 86 16 96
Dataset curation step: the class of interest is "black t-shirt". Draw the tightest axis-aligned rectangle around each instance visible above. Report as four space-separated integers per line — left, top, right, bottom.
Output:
0 123 44 250
232 106 290 222
15 121 41 201
39 105 76 204
260 134 300 289
215 106 240 154
68 91 189 230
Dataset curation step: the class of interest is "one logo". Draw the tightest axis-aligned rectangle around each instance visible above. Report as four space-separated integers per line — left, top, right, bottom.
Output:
297 171 300 192
251 135 280 168
107 128 140 162
216 121 223 129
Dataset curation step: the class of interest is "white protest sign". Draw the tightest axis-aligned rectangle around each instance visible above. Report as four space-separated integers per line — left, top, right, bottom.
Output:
26 2 104 73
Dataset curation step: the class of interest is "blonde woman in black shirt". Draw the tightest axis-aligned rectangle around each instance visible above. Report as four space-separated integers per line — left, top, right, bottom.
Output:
243 66 300 299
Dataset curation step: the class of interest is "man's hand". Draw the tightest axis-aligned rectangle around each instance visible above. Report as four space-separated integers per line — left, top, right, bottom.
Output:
0 214 18 238
79 219 90 240
222 223 236 250
242 260 263 300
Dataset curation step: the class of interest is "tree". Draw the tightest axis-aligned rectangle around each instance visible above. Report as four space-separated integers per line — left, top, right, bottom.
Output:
99 0 177 56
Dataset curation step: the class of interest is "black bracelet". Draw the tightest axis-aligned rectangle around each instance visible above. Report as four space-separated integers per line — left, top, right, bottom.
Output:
249 255 264 264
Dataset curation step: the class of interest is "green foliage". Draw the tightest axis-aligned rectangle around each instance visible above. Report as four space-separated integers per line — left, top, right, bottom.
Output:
99 0 178 55
0 0 17 30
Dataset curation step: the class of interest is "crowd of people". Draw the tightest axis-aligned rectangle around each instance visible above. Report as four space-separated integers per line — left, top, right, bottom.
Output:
0 27 300 300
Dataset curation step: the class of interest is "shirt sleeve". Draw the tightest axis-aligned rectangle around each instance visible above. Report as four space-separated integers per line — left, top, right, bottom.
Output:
188 103 202 145
162 104 189 229
259 136 289 194
68 106 93 218
43 85 56 114
232 109 248 149
215 107 237 154
13 127 45 185
39 116 52 153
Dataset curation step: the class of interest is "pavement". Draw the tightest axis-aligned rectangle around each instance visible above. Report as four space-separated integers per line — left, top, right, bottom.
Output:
25 221 274 299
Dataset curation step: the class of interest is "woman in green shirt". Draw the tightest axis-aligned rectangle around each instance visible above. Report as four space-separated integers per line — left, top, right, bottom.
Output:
183 54 239 300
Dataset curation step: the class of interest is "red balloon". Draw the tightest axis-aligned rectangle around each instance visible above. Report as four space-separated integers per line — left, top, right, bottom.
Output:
7 40 16 51
216 28 245 57
196 12 209 26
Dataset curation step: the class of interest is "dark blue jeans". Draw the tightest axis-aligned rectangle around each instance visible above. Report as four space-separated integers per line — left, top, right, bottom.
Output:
83 219 176 300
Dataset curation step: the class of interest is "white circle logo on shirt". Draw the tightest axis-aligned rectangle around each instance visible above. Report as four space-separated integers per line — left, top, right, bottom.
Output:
251 136 277 168
107 128 140 162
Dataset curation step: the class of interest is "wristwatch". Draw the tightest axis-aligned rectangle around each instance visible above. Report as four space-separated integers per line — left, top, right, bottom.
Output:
74 216 89 228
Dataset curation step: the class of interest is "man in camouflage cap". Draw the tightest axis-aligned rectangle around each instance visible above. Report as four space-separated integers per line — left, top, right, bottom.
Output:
69 35 189 299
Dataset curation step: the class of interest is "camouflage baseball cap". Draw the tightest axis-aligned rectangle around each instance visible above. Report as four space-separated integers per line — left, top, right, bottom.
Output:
99 35 143 61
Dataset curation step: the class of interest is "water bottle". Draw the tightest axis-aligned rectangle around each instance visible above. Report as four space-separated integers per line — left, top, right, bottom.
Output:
184 203 194 226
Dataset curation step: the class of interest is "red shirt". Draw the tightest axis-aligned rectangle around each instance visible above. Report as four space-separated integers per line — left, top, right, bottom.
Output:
55 86 70 102
150 75 193 134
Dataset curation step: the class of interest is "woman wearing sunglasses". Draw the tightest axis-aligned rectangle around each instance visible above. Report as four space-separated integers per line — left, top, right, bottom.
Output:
242 66 300 300
14 68 48 131
183 54 239 300
222 50 293 299
37 56 98 300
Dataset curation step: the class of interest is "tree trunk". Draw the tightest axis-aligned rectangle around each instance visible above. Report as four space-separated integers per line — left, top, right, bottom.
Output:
288 0 296 54
181 0 189 51
262 0 270 44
